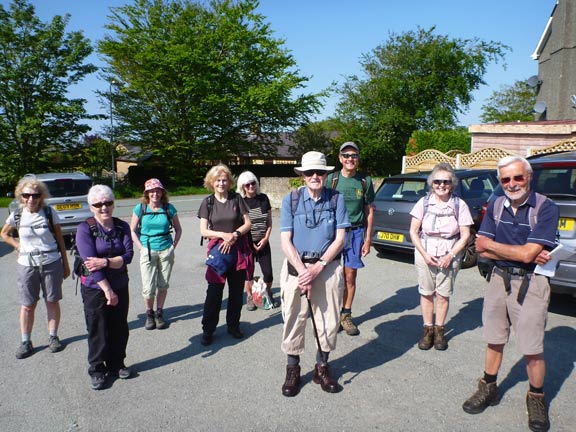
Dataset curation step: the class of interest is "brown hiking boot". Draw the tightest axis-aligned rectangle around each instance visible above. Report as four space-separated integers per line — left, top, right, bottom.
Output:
313 364 340 393
417 325 434 350
282 365 301 397
526 392 550 432
434 325 448 350
340 313 359 336
462 379 499 414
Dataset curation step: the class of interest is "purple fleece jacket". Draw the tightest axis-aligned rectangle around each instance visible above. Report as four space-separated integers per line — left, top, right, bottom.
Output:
75 218 134 291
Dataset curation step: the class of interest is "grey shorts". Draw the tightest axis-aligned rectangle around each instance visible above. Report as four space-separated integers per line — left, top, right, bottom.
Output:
482 269 549 355
17 260 64 306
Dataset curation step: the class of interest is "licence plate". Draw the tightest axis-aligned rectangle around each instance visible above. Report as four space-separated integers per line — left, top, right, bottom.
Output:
558 218 574 231
54 203 82 211
377 231 404 242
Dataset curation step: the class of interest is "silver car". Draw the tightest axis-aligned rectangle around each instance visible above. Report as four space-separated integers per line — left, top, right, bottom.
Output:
9 172 93 240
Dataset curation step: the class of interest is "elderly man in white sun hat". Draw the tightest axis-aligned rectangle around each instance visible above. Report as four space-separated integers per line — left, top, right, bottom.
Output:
278 151 350 397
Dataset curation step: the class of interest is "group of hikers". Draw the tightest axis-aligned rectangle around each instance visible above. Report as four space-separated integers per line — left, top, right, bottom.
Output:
1 142 558 432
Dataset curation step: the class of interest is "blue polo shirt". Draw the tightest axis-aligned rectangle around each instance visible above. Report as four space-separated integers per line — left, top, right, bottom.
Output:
478 191 558 270
280 187 350 256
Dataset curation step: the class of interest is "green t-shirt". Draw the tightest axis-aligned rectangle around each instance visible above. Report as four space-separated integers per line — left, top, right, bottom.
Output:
325 171 375 226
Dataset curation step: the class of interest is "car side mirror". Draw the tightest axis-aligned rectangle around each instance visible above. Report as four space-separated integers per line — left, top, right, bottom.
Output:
6 192 14 198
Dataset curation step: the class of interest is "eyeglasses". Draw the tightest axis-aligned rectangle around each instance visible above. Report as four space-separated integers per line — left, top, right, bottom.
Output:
432 179 452 186
91 201 114 208
244 181 257 188
22 193 41 199
341 153 359 159
303 170 327 177
500 175 526 185
147 188 163 194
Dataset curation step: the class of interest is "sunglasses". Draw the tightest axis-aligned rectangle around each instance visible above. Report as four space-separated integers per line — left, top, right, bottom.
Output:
91 201 114 208
244 181 257 187
303 170 327 177
341 153 359 159
22 193 41 199
500 175 526 185
147 188 163 194
432 179 452 186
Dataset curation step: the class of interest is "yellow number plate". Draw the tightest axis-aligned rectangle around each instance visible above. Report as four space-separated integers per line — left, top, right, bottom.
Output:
54 203 82 211
377 231 404 242
558 218 574 231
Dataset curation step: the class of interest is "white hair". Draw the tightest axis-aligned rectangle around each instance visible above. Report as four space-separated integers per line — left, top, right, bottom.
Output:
87 184 115 205
236 171 260 197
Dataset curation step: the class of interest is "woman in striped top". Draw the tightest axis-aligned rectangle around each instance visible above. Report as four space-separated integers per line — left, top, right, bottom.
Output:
237 171 279 310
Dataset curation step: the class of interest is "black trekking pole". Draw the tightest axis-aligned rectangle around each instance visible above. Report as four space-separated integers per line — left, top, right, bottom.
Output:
302 292 322 357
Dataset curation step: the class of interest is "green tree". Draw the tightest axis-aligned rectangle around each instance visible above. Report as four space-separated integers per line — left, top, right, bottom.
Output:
336 27 509 176
406 128 471 155
480 80 537 123
0 0 98 185
98 0 323 182
289 119 338 158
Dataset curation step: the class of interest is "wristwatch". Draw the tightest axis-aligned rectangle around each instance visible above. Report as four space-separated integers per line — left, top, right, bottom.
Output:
234 230 241 237
319 259 327 267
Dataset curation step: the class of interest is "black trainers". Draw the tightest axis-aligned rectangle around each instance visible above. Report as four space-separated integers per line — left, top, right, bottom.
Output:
155 311 168 330
118 367 132 380
91 374 107 390
145 312 156 330
15 341 34 359
462 379 499 414
200 332 213 346
48 336 63 353
526 392 550 432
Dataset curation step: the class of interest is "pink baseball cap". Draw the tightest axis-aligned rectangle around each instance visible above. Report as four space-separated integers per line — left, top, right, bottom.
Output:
144 178 165 192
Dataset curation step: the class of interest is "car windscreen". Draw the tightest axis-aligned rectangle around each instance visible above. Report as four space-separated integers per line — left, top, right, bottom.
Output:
375 179 427 202
45 179 92 198
533 164 576 198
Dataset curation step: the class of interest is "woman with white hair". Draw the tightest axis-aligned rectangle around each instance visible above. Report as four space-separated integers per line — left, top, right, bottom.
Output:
76 184 134 390
1 176 70 359
409 163 473 351
237 171 279 310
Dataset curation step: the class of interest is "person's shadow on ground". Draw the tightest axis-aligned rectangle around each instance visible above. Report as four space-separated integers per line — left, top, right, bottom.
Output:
497 325 576 403
129 297 283 373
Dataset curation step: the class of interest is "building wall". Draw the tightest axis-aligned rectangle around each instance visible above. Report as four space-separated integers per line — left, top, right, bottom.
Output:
470 121 576 154
536 0 576 120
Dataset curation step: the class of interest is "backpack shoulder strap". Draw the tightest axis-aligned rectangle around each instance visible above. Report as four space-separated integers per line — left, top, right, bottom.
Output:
163 203 174 228
86 217 98 238
327 187 339 210
136 203 147 232
529 193 548 230
331 171 340 190
493 195 507 228
290 187 304 216
13 207 22 230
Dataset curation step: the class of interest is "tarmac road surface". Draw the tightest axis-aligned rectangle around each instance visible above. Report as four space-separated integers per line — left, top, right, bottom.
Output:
0 196 574 431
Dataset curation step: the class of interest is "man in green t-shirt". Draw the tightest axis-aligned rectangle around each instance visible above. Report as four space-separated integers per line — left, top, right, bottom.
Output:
325 142 375 335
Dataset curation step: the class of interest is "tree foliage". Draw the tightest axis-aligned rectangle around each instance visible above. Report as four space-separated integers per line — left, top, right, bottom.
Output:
289 119 338 158
98 0 323 181
480 80 536 123
406 128 471 155
0 0 98 186
336 27 509 176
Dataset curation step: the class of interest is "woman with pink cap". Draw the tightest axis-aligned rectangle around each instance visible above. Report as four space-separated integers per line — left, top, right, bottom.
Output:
130 178 182 330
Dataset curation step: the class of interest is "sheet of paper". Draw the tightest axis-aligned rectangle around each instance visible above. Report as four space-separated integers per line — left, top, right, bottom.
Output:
534 243 576 277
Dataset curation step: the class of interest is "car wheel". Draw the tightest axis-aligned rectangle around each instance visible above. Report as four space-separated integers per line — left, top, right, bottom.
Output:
461 229 477 269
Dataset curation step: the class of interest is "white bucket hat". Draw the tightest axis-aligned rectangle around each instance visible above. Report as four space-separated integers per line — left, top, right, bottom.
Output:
293 151 334 175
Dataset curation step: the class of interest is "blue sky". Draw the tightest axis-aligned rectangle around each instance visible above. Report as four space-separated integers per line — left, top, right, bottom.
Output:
2 0 556 134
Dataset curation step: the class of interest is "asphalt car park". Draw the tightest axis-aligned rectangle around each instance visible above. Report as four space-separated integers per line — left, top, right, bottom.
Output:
0 202 574 431
371 169 498 268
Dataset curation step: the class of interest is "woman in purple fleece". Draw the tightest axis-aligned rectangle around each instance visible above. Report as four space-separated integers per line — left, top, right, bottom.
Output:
76 185 134 390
